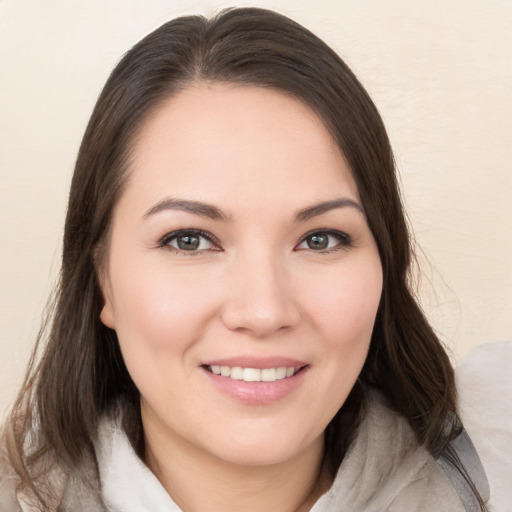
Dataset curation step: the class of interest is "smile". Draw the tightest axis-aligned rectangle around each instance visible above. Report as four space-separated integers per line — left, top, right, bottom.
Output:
207 365 300 382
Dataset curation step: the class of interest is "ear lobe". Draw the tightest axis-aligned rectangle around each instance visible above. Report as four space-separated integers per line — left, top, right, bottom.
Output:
97 266 115 329
100 300 115 329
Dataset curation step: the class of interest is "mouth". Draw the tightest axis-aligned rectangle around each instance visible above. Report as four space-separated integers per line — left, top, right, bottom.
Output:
201 360 309 404
203 364 307 382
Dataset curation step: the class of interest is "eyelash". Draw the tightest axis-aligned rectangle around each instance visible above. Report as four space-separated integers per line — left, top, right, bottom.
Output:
296 229 353 254
157 228 352 255
158 229 220 255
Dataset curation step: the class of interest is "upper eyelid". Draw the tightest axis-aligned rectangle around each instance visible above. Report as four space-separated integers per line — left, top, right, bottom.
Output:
158 228 220 247
294 229 352 251
298 228 351 241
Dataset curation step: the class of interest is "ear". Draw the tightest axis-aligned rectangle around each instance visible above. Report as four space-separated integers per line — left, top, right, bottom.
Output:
97 266 116 329
100 296 116 329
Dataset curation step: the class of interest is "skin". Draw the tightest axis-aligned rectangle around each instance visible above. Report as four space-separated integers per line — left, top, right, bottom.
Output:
100 83 383 512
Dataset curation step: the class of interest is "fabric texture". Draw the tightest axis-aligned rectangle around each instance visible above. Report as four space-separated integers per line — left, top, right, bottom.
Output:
437 425 489 512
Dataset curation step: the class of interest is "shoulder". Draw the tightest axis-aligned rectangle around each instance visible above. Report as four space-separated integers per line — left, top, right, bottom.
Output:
317 390 465 511
0 421 106 512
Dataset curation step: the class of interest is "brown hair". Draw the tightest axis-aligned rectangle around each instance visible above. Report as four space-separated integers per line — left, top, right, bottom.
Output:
2 7 485 509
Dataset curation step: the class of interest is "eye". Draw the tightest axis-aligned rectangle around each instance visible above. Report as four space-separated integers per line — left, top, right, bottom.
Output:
296 230 351 252
159 229 219 253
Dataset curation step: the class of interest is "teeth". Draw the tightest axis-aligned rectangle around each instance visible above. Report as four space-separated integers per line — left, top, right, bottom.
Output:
261 368 276 382
243 368 261 381
230 367 243 380
276 367 287 380
208 365 298 382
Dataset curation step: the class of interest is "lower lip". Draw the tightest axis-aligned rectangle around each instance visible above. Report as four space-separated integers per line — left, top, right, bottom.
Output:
202 367 308 405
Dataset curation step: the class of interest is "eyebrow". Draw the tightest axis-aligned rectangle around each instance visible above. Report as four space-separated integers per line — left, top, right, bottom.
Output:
143 196 363 222
294 198 363 221
143 197 231 221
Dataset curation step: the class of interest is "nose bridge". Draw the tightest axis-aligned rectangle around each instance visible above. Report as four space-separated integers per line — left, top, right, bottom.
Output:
221 247 300 336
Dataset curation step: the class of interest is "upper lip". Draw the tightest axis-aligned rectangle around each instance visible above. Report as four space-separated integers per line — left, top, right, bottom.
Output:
201 356 308 369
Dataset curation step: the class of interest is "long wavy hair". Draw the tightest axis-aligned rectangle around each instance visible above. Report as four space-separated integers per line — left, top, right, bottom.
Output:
2 7 486 509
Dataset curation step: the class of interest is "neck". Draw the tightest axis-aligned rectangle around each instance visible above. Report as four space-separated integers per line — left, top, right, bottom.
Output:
142 413 331 512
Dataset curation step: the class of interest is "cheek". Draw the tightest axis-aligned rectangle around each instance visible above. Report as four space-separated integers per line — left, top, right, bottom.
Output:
108 258 220 356
304 258 383 348
290 259 382 431
108 261 224 412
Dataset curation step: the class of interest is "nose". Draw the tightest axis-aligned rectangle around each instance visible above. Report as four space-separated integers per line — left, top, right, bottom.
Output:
220 253 301 338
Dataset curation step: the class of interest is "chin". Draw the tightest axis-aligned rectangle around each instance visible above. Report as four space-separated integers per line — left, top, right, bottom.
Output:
203 422 323 468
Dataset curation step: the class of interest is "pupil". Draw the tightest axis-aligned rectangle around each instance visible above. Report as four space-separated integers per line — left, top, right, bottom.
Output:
308 234 328 250
178 235 200 251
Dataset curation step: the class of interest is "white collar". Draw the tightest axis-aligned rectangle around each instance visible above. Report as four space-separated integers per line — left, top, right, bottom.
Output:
96 418 181 512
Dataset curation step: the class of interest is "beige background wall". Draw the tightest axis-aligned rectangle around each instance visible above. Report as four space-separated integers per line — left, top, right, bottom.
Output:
1 0 511 417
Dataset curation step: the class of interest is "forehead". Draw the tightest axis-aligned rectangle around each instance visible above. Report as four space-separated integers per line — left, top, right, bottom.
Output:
123 83 360 213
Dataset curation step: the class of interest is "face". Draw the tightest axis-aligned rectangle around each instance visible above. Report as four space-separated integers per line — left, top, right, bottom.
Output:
100 84 382 468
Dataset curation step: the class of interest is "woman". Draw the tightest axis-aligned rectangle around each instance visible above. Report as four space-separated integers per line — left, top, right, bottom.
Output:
0 8 489 511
